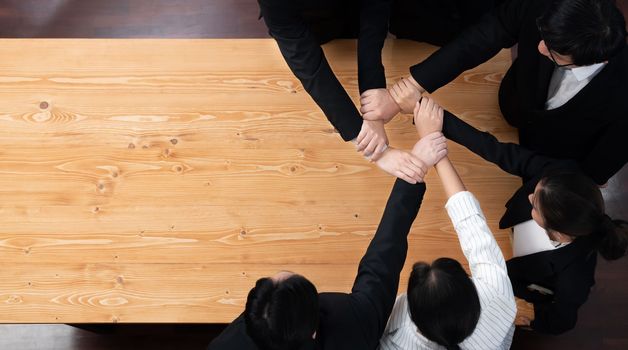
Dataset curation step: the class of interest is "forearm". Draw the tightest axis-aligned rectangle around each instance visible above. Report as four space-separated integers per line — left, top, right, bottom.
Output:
446 190 509 276
442 110 557 179
435 157 466 198
260 2 363 141
352 179 426 328
409 0 525 92
357 0 391 93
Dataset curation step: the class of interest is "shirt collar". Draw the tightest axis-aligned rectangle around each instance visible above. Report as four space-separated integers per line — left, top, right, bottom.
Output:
567 62 606 81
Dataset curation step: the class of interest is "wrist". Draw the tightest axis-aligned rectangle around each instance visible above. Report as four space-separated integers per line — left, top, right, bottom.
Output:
373 146 392 164
387 90 402 115
407 75 425 93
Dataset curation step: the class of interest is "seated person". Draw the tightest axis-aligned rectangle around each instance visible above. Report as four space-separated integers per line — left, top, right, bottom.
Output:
379 98 516 349
208 135 448 349
429 97 628 334
361 0 628 185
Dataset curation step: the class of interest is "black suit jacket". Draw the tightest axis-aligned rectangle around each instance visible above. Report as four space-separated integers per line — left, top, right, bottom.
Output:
443 111 598 335
208 179 426 349
258 0 391 142
410 0 628 185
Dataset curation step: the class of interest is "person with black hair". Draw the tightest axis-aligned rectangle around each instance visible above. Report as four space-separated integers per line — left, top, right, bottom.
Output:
208 135 448 349
361 0 628 186
379 98 517 350
428 97 628 334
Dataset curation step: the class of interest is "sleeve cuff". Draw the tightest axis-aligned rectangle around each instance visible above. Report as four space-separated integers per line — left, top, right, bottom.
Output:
445 191 483 225
409 64 435 93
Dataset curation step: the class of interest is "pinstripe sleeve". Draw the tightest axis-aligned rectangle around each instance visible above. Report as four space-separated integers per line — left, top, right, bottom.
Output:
445 191 514 296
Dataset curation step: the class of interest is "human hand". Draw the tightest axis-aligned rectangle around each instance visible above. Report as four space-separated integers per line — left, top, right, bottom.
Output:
356 119 389 159
360 88 400 123
390 77 422 114
374 148 427 184
516 316 532 327
413 96 444 138
412 132 448 168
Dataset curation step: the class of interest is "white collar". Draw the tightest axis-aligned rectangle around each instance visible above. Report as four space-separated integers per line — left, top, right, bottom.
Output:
567 62 606 81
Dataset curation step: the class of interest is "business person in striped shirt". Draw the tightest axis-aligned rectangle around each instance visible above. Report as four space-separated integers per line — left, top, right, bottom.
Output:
379 98 517 350
434 100 628 334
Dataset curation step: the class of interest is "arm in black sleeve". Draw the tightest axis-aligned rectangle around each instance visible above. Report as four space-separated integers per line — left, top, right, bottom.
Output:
580 119 628 185
357 0 391 93
410 0 529 92
350 179 426 345
442 110 558 179
258 0 363 141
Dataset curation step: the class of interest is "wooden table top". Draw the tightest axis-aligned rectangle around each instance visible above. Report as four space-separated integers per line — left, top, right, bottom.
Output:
0 39 529 323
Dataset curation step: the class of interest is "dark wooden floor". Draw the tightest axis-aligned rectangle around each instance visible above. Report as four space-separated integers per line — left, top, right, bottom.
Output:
0 1 626 349
0 0 267 38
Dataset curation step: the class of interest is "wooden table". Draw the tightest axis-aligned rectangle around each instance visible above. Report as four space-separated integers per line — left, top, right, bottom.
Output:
0 39 528 323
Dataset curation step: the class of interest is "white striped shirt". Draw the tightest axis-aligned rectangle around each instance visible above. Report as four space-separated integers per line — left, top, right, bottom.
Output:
379 191 516 350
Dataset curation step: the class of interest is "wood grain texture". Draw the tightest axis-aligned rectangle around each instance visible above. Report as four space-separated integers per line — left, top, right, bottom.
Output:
0 39 529 323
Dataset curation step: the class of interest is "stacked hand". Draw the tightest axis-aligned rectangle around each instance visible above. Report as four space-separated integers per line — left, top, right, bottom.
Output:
414 96 444 138
359 88 400 123
359 87 447 185
357 119 389 159
374 148 427 184
412 132 448 168
389 76 424 114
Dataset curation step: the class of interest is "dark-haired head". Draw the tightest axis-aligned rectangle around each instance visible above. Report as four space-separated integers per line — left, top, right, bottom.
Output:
407 258 481 350
533 171 628 260
244 273 319 350
537 0 627 66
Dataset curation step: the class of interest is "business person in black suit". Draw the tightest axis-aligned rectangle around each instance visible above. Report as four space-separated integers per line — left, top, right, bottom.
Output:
361 0 628 186
430 97 628 334
257 0 432 184
207 137 448 349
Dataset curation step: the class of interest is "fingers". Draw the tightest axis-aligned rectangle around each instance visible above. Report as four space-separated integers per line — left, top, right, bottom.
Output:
413 100 422 124
423 131 443 140
356 124 369 150
361 89 377 98
390 84 402 101
424 97 435 116
362 134 380 157
405 163 425 182
396 170 417 184
407 155 427 178
435 148 448 164
362 110 379 121
434 140 448 153
359 96 373 109
373 140 388 155
431 134 447 148
398 155 423 183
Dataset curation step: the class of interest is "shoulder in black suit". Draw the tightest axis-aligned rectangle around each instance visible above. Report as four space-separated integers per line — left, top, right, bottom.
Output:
410 0 628 185
208 179 426 349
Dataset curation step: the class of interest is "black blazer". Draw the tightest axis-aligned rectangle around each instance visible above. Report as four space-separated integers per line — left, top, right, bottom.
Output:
410 0 628 185
208 179 426 349
258 0 391 142
443 111 598 335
